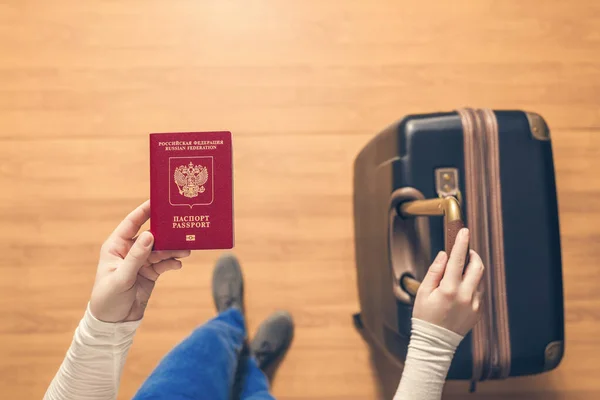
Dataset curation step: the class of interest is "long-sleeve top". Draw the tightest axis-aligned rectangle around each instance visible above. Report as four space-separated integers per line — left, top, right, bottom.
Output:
44 305 463 400
44 304 141 400
393 318 464 399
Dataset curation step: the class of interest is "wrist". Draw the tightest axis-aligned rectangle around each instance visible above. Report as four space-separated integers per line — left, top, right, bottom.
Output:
83 302 142 336
410 318 464 349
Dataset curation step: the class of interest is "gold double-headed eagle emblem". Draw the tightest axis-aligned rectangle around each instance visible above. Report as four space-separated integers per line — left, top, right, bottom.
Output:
174 161 209 198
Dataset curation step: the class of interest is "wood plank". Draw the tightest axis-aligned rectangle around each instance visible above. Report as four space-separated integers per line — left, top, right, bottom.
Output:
1 1 600 399
2 1 600 140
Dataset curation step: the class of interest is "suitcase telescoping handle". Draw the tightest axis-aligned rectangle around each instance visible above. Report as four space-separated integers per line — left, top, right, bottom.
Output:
398 196 466 296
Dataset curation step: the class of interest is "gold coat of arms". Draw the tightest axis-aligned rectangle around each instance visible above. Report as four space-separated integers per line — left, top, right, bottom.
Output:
174 161 209 198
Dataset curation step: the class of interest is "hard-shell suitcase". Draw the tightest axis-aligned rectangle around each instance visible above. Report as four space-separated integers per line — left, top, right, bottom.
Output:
352 108 565 390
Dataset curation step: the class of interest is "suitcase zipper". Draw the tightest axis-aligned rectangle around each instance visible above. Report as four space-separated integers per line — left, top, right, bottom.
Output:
457 108 491 389
481 109 511 379
457 108 511 388
477 108 500 381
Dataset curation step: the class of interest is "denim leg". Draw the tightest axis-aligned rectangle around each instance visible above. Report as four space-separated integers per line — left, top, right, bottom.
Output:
132 308 248 400
239 355 276 400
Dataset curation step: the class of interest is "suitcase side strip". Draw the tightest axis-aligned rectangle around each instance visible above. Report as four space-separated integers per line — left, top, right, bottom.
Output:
482 108 512 379
457 108 491 388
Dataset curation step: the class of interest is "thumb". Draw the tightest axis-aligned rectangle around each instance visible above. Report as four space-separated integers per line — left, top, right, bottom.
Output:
418 251 448 294
117 231 154 287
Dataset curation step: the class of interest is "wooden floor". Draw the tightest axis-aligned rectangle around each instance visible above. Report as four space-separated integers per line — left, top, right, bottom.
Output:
1 1 600 399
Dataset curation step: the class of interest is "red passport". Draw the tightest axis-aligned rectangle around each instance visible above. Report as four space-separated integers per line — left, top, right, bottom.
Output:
149 131 234 251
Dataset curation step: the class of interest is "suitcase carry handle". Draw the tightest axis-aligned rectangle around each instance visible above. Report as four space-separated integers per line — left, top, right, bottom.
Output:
398 196 466 296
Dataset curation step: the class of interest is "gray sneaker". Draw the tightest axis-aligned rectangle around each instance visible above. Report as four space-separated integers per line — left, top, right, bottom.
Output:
212 253 245 314
250 311 294 379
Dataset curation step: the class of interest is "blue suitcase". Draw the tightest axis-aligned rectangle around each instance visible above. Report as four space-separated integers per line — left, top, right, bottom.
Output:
352 108 565 390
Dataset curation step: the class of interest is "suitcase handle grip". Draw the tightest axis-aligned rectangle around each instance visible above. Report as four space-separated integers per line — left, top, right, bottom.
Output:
398 196 466 297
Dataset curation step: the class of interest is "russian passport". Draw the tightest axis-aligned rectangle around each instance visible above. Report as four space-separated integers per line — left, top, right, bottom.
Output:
149 131 234 250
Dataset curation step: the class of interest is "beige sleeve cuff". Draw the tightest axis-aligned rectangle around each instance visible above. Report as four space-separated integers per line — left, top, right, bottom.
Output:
393 318 464 400
43 303 141 400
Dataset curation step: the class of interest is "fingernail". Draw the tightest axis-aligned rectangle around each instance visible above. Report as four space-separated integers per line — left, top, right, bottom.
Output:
460 228 469 239
140 231 153 247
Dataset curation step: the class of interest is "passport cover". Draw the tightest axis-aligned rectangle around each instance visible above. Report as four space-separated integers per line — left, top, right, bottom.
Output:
149 131 234 250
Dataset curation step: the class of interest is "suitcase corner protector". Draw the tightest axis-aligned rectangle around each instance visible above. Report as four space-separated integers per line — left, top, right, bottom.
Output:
525 111 551 141
543 340 564 371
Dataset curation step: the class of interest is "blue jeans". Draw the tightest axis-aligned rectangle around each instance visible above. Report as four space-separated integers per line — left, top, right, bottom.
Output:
132 308 275 400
